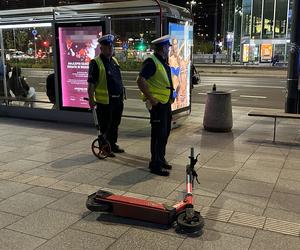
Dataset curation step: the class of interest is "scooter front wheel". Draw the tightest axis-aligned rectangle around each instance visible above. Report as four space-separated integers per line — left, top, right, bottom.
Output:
91 138 111 159
86 192 112 212
176 211 204 232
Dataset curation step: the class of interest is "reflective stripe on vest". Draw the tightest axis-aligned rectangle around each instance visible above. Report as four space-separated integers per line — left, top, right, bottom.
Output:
143 55 171 104
94 56 119 104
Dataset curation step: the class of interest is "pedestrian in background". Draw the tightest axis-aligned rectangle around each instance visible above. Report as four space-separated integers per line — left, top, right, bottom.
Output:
87 34 125 157
137 35 174 176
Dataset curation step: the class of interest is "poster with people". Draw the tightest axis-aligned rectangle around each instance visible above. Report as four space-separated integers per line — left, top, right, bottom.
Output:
169 22 193 111
58 23 102 109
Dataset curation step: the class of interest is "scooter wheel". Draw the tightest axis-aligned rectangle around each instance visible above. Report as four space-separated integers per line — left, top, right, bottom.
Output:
86 192 112 212
176 212 204 232
91 138 111 159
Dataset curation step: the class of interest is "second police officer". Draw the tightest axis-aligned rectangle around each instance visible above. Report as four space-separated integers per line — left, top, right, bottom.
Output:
87 34 125 157
137 35 174 176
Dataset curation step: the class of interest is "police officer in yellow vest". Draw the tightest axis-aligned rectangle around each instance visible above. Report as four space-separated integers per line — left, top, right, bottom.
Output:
87 34 125 157
137 35 174 176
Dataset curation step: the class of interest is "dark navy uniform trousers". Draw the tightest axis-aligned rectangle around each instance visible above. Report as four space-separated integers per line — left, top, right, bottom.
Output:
96 96 123 147
149 102 172 169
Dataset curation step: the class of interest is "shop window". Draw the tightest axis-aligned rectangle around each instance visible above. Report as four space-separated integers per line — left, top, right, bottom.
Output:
242 0 252 37
275 0 288 38
262 0 275 39
252 0 262 39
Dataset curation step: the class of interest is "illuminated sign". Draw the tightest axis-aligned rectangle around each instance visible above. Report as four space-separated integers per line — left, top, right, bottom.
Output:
57 23 103 109
242 44 249 62
169 22 193 111
260 44 273 62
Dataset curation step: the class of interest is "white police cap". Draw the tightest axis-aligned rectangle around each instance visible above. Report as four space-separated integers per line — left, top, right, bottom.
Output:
98 34 115 45
151 35 171 46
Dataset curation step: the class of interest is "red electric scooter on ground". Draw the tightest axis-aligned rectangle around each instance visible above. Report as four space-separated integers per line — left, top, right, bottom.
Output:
86 148 204 233
84 98 111 159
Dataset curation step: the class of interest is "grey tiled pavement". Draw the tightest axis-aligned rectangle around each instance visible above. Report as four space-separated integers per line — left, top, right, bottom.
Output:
1 103 300 249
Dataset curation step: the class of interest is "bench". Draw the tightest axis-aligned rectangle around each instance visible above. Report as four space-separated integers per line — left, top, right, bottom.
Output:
0 96 52 106
248 110 300 142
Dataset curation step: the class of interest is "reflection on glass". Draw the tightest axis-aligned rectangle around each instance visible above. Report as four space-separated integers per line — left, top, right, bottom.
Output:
262 0 275 39
242 0 252 37
252 0 262 38
287 0 293 38
1 26 54 109
275 0 288 38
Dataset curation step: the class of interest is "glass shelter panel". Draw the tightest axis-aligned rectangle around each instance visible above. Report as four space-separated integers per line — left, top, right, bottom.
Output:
274 0 288 38
111 17 158 117
1 24 54 109
262 0 275 39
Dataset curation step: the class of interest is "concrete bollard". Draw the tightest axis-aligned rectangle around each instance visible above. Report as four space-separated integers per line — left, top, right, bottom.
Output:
203 91 233 132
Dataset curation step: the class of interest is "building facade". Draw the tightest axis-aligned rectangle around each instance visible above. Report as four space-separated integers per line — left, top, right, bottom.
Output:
223 0 292 63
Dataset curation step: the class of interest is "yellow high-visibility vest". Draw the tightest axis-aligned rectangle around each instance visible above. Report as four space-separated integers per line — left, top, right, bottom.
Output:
142 55 172 104
94 56 119 104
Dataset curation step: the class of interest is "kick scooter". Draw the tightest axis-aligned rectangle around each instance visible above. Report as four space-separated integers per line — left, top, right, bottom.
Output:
84 97 111 159
86 148 204 233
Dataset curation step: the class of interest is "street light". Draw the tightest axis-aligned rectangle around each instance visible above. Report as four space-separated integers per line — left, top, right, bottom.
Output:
186 1 197 17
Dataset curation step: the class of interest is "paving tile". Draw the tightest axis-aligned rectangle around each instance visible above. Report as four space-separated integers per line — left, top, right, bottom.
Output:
211 151 251 163
0 211 22 229
264 207 300 224
274 178 300 195
26 186 69 199
279 169 300 181
25 168 65 178
249 230 300 250
10 174 40 184
47 192 89 215
225 178 274 198
58 168 107 184
26 152 66 163
42 159 84 172
264 218 300 236
178 229 252 250
0 171 20 180
90 176 136 191
248 152 286 163
200 206 233 222
212 191 269 216
0 229 46 250
27 176 59 187
71 212 130 238
108 227 183 250
71 184 101 195
0 160 44 172
204 219 256 239
49 180 80 191
0 180 32 199
102 166 151 185
81 160 123 172
196 168 236 183
129 179 179 198
35 229 115 250
283 159 300 170
242 159 284 169
236 168 280 184
191 180 227 198
268 192 300 214
7 208 80 239
62 153 97 164
0 192 56 216
203 159 244 172
229 211 266 229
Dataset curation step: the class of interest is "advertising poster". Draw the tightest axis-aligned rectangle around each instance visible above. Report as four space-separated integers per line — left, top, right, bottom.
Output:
169 22 193 111
58 24 102 109
260 44 273 62
242 44 249 62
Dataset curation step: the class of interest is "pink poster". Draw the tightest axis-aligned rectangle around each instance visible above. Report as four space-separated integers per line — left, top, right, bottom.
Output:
58 25 102 108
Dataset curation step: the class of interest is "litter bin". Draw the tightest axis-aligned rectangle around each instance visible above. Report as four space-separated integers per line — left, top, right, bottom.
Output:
203 91 233 132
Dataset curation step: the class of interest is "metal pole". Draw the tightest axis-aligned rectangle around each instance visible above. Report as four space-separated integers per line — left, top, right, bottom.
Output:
286 0 300 113
213 0 218 63
0 29 8 104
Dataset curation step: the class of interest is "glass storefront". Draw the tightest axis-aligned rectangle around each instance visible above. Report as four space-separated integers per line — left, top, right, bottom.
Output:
224 0 293 63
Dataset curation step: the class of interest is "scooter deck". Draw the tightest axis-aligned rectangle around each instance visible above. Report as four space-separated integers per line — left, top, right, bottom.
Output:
95 190 177 225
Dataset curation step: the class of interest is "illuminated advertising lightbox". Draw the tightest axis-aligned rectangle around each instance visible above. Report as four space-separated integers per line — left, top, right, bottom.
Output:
260 44 273 62
242 44 249 62
57 22 103 109
169 22 193 111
